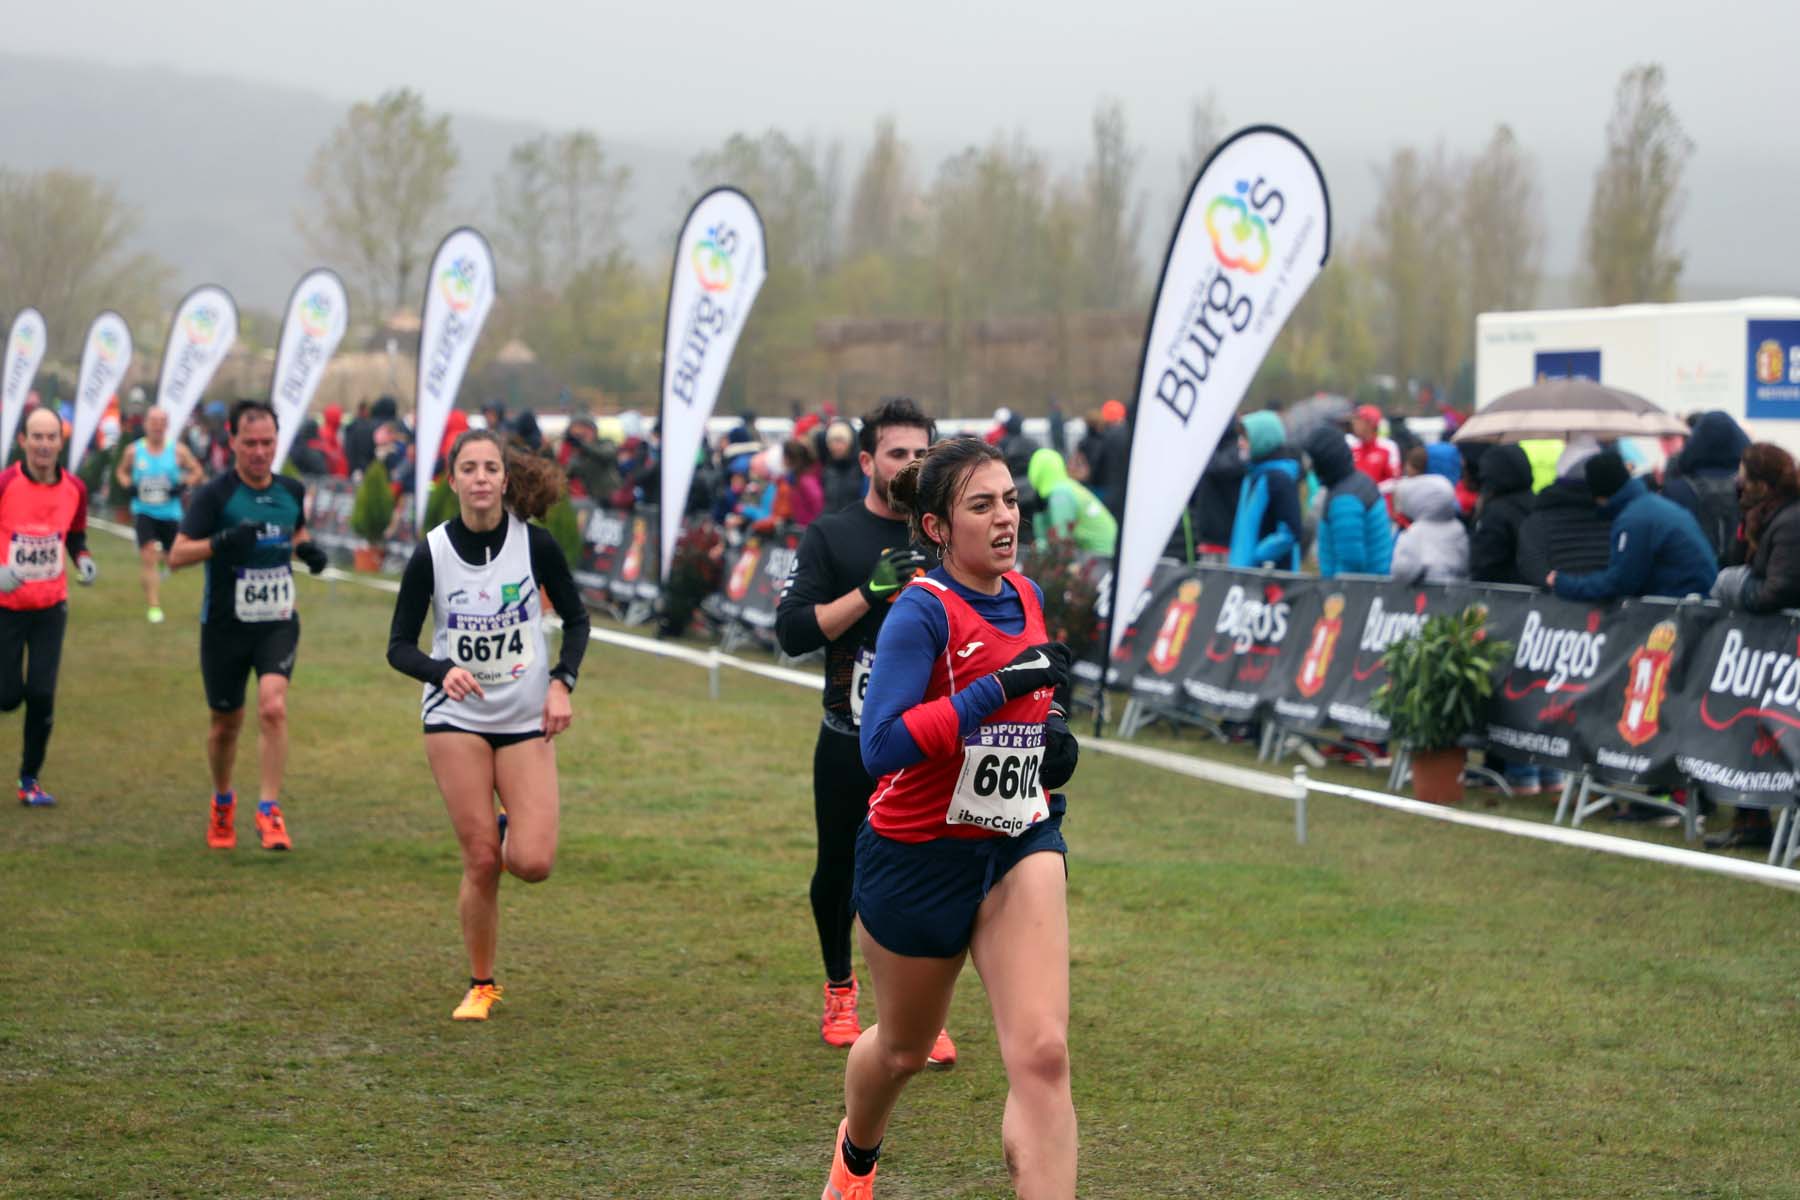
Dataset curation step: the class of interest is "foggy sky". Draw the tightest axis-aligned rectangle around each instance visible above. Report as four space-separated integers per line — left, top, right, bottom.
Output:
10 0 1799 288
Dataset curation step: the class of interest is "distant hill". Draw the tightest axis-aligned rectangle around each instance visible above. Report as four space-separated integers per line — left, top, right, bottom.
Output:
1 52 1790 330
0 53 695 318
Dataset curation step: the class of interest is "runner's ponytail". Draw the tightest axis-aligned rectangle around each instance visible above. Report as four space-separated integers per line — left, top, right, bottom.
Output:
503 449 566 521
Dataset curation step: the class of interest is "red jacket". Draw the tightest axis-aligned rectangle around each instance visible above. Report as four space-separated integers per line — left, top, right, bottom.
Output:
1352 435 1400 492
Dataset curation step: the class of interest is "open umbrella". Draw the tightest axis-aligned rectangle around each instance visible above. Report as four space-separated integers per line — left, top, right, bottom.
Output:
1453 379 1688 443
1282 392 1353 448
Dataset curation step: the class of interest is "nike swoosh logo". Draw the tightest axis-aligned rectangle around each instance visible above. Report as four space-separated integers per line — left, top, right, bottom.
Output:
868 580 900 594
999 652 1049 673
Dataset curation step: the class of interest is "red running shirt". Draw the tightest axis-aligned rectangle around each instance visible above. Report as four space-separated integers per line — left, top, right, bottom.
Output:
868 571 1053 843
0 465 88 611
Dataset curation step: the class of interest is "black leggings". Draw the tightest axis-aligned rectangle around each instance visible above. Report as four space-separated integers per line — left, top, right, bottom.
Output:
0 604 67 780
812 723 875 984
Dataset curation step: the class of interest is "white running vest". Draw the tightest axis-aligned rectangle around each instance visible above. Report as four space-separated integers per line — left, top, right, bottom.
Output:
421 515 550 734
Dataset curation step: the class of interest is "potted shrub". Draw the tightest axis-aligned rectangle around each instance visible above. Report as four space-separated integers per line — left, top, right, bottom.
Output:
541 497 583 568
422 478 459 532
1371 605 1512 804
660 520 724 639
350 461 394 572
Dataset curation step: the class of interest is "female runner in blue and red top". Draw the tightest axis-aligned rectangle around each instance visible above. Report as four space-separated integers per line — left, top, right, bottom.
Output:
820 437 1081 1200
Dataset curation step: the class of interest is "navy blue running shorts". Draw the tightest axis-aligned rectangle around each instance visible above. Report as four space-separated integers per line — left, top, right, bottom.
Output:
853 804 1067 960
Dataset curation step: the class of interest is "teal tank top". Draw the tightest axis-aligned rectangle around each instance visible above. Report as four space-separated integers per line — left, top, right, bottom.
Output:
131 440 183 520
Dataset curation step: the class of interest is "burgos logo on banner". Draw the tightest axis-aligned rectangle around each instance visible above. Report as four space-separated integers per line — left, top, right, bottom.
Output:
440 257 479 314
1153 176 1287 425
693 224 736 294
299 291 333 338
96 328 123 366
185 305 222 348
13 323 36 355
1505 609 1605 699
1206 180 1273 274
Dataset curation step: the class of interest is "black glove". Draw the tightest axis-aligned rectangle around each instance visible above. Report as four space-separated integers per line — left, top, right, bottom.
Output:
210 521 261 561
993 641 1071 702
1042 711 1080 790
294 541 328 576
859 546 929 606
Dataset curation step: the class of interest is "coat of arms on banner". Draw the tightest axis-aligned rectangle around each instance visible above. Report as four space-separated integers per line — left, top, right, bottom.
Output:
1296 593 1345 698
1618 620 1678 746
1148 579 1202 676
621 518 647 583
727 537 761 602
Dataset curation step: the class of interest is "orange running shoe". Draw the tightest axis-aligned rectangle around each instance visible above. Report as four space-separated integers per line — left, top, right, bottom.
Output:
452 983 503 1021
821 978 861 1047
821 1118 877 1199
254 804 292 851
927 1027 957 1068
207 796 236 849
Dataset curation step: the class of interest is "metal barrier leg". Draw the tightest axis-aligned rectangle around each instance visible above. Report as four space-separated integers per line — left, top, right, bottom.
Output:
1292 765 1309 846
1118 698 1142 740
1570 772 1595 829
1553 772 1578 825
1771 807 1794 869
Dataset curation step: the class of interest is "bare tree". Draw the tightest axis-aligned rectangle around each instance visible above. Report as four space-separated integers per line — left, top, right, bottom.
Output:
1080 99 1144 309
847 117 915 258
0 168 171 359
1462 125 1544 314
930 133 1057 321
1176 92 1230 190
1581 63 1692 304
495 130 631 295
299 89 459 316
690 131 842 278
1367 144 1468 389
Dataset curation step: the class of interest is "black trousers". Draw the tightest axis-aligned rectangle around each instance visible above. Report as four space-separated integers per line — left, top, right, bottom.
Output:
0 603 67 781
812 721 876 984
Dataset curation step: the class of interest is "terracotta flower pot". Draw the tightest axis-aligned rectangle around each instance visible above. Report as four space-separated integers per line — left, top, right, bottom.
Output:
1411 747 1466 805
352 545 384 573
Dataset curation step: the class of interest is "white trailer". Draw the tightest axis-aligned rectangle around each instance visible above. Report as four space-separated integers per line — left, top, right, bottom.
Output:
1475 297 1800 455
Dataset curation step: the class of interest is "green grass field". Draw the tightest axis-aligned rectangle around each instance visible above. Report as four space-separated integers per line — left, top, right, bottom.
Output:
4 529 1800 1198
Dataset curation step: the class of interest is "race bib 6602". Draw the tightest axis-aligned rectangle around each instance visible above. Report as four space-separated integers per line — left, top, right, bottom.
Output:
947 721 1047 837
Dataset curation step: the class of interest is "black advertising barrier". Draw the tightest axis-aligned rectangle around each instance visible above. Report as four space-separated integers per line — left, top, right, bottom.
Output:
1483 591 1664 777
1085 558 1186 690
575 504 662 609
715 525 803 637
1669 604 1800 803
1113 561 1800 802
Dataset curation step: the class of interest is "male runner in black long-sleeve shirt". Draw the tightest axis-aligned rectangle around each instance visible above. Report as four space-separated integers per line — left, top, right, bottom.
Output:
774 397 942 1056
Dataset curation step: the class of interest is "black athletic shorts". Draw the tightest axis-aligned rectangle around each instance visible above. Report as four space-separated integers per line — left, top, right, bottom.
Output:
199 618 300 712
424 723 543 750
134 514 179 551
852 801 1067 960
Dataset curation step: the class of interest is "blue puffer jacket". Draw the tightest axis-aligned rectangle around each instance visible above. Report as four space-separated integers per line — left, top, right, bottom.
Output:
1303 424 1393 577
1553 477 1720 602
1229 411 1303 570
